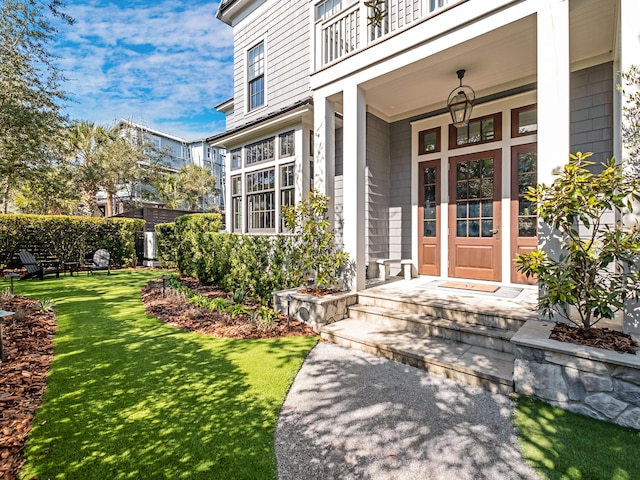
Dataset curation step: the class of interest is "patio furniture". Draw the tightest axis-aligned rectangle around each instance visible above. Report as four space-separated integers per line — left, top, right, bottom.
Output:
18 250 60 280
87 249 111 274
64 261 80 276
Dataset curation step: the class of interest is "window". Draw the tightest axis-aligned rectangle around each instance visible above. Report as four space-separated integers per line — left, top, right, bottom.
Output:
248 42 265 111
279 131 295 157
245 137 274 166
230 149 242 170
316 0 342 20
449 113 502 150
418 127 441 155
231 175 242 232
309 130 314 157
247 168 275 231
516 151 537 237
281 164 295 230
511 104 537 137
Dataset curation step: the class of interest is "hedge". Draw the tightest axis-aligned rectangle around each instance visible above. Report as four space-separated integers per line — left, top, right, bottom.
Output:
155 213 300 302
0 214 145 269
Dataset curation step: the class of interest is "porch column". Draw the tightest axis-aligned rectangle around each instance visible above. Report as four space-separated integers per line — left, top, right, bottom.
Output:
620 0 640 335
536 0 569 315
342 84 367 291
314 95 336 228
537 0 569 185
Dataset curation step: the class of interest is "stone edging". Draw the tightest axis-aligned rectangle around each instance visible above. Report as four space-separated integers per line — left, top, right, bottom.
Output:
511 320 640 429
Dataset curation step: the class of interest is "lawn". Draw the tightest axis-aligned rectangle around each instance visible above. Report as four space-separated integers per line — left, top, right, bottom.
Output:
515 396 640 480
12 270 317 480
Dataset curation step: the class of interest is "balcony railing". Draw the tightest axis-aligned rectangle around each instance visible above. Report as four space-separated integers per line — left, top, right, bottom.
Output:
315 0 462 69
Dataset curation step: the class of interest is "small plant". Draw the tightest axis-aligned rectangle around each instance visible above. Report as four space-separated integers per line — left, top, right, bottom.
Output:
0 287 14 301
282 190 350 292
226 303 251 318
231 288 247 305
251 305 280 325
210 298 230 312
365 0 386 28
516 152 640 331
37 298 55 313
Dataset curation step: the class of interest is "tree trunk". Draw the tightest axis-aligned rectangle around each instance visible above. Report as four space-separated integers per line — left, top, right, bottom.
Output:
106 191 114 217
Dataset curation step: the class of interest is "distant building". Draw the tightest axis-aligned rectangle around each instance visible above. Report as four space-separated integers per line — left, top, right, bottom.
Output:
98 120 226 215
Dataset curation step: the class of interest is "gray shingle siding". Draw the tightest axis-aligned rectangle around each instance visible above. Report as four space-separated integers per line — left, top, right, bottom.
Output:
389 119 412 261
570 62 614 168
366 113 391 267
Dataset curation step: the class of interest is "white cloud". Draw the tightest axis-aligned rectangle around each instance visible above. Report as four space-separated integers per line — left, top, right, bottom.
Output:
55 0 234 140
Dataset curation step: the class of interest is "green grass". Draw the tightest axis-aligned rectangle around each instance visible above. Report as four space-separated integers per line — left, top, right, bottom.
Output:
514 396 640 480
11 270 318 480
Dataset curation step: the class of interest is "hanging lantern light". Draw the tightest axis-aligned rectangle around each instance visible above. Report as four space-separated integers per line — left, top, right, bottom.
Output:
447 69 475 128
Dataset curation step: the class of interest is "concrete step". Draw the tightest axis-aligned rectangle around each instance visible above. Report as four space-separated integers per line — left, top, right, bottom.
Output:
356 290 534 332
348 304 516 353
320 318 514 394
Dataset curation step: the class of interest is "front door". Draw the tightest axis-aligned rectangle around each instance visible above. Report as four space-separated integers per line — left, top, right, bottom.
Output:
448 150 502 281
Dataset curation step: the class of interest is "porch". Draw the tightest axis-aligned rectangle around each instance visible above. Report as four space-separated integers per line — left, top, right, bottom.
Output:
321 277 538 394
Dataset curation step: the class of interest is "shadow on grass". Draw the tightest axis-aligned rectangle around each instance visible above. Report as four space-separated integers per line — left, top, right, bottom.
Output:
514 396 640 480
14 270 317 480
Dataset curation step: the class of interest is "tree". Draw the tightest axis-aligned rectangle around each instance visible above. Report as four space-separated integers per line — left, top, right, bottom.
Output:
14 160 80 214
153 165 218 211
65 121 109 215
515 152 640 331
0 0 72 212
282 190 350 291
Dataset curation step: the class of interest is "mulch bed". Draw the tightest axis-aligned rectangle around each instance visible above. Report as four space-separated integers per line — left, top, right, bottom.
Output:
141 277 317 339
0 296 55 480
550 322 639 354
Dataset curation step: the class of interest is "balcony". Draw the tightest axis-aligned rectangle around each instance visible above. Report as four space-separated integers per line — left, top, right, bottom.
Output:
314 0 463 71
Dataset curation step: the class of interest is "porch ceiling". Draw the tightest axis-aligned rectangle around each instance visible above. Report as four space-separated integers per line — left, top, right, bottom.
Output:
360 0 616 123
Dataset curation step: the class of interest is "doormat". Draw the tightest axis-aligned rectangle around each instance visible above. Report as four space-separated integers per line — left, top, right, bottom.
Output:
439 281 500 293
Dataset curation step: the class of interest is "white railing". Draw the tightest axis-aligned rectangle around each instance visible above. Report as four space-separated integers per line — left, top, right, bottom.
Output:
316 0 462 69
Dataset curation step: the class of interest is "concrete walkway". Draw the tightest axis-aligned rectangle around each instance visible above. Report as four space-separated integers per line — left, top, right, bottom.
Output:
276 343 539 480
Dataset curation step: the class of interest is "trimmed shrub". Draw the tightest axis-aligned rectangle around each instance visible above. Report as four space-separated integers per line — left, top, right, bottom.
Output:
0 214 144 268
155 222 178 268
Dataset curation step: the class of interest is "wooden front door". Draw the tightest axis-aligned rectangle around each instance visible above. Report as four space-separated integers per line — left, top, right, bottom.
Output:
418 160 440 275
448 150 502 281
510 143 537 284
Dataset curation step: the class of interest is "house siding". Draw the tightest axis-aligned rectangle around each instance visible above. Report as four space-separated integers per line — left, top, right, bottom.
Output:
228 0 311 131
366 113 391 268
570 62 614 166
388 118 412 261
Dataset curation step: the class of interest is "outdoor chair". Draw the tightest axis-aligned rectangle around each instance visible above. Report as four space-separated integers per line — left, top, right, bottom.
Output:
87 249 111 274
19 250 60 280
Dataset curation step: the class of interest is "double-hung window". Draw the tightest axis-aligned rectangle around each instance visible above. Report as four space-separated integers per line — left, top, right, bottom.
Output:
248 42 265 111
247 168 275 231
231 175 242 232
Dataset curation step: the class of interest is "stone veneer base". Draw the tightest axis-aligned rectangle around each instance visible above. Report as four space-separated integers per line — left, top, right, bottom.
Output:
273 288 358 333
511 319 640 429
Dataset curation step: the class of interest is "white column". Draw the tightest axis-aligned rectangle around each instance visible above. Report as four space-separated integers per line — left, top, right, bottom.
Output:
620 0 640 335
314 95 336 226
537 0 570 185
536 0 569 315
343 84 367 291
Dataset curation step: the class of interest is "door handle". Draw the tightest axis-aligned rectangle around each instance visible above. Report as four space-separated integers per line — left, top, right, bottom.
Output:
490 225 500 239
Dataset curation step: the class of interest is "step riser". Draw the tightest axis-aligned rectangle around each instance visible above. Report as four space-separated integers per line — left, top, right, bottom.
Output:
357 294 527 331
349 308 515 354
321 331 513 395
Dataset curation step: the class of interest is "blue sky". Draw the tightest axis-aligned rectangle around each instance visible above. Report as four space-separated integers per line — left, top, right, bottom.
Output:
53 0 234 140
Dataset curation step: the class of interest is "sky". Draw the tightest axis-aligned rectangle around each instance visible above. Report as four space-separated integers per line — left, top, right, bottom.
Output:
52 0 234 141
